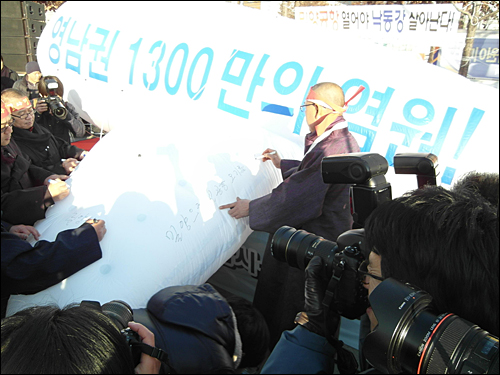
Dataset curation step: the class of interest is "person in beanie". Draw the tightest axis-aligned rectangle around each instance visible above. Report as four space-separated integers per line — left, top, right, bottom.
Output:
13 61 42 101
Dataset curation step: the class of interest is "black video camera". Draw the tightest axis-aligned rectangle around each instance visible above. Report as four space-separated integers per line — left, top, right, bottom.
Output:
42 78 67 120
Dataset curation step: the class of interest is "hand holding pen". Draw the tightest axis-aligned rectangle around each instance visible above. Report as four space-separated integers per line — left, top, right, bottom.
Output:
257 148 281 169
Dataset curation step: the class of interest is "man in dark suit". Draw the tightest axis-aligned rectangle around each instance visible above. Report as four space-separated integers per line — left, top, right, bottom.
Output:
1 217 106 318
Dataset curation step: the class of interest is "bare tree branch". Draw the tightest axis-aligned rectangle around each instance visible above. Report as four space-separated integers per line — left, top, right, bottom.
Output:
452 3 471 17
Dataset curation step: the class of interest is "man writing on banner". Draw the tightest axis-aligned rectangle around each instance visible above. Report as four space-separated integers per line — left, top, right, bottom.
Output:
220 82 362 348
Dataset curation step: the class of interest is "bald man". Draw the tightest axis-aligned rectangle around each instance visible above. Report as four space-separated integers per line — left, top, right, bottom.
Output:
220 82 361 348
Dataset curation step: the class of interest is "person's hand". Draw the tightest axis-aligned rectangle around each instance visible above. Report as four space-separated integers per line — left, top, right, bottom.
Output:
62 158 79 174
78 151 89 161
298 256 340 337
219 197 250 219
85 218 106 242
36 99 48 114
261 148 281 169
9 224 40 241
44 174 69 185
128 321 161 374
45 175 70 202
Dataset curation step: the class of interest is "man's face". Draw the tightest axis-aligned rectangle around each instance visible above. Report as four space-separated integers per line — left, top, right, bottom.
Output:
304 101 318 132
363 251 383 331
11 105 35 130
1 113 14 146
26 71 42 84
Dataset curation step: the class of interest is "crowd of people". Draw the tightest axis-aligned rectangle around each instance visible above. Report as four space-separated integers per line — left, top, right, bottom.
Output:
1 59 498 374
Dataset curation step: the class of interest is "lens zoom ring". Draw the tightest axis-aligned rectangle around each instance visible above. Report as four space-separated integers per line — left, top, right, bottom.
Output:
426 317 471 373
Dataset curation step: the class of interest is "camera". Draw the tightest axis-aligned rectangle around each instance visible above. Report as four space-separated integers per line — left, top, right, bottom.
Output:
43 78 67 119
364 278 499 374
271 153 397 319
273 152 499 373
271 225 367 319
81 300 142 366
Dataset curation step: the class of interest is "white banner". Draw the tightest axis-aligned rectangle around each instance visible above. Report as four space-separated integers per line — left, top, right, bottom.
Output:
7 1 499 315
296 4 462 45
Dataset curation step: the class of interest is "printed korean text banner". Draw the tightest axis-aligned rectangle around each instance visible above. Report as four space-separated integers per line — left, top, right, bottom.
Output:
7 1 498 314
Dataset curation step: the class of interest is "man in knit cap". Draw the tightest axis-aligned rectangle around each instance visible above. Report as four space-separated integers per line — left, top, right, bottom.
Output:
220 82 363 348
13 61 42 101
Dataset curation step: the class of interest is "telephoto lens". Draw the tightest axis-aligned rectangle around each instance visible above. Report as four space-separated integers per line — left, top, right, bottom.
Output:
271 225 339 276
364 279 499 374
47 97 67 119
101 300 134 330
102 300 142 366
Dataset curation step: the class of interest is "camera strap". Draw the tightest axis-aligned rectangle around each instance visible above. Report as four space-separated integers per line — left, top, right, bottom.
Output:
322 259 344 312
321 261 359 374
130 339 176 374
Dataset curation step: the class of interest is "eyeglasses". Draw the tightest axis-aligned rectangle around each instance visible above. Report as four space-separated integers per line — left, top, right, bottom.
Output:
300 103 316 112
358 260 385 282
11 108 35 120
1 119 14 134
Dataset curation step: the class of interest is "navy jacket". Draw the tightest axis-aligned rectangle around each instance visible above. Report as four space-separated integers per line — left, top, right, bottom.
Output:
1 222 102 318
133 283 238 374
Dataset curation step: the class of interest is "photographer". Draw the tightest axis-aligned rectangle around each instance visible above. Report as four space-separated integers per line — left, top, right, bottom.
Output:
133 283 270 373
36 76 86 143
1 304 160 374
261 185 498 373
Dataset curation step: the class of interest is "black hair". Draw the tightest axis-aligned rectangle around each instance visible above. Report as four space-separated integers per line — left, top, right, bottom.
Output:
365 185 498 336
1 304 136 374
452 171 499 209
225 296 270 369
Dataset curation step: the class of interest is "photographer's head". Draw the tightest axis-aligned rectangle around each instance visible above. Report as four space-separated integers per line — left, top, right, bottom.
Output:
39 75 64 98
364 185 499 336
2 304 137 374
25 61 42 85
1 89 35 130
452 171 499 209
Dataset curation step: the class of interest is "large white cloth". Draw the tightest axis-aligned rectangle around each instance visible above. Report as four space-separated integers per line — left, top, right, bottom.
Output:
6 1 498 316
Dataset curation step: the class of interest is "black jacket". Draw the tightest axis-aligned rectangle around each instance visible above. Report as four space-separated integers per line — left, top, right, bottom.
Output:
1 139 53 225
35 103 85 144
12 123 85 175
133 284 238 374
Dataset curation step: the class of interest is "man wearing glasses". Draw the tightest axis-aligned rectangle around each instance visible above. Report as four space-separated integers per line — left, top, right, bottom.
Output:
220 82 361 347
260 185 499 373
1 100 70 226
2 89 87 176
